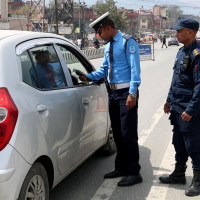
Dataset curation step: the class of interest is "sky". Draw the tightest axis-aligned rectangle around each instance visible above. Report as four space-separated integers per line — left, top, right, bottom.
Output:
81 0 200 16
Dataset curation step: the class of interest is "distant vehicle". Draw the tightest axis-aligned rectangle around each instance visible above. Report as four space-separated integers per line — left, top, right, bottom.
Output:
196 37 200 45
163 30 176 38
168 37 179 46
163 31 170 38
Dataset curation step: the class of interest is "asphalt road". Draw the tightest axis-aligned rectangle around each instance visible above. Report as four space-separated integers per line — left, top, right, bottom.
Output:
50 41 199 200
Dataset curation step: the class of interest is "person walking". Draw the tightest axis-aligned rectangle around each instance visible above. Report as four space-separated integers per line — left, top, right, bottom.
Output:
162 35 167 48
77 38 82 49
159 18 200 197
79 12 142 187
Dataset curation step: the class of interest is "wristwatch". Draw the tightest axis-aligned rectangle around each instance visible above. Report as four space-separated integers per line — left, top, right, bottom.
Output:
129 93 137 99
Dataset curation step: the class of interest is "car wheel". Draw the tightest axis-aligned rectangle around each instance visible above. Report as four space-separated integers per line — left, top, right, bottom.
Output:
102 126 117 155
18 162 49 200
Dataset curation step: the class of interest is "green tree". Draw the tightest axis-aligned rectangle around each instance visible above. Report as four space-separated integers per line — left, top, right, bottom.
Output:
93 0 128 32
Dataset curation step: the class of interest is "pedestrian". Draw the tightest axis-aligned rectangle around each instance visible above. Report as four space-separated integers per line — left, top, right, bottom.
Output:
159 18 200 197
79 12 142 187
81 38 85 50
85 38 89 49
94 39 100 49
77 38 82 49
162 35 167 48
160 35 162 43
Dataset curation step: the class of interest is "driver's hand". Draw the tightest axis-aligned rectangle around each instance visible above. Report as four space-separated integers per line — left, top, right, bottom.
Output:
79 76 87 82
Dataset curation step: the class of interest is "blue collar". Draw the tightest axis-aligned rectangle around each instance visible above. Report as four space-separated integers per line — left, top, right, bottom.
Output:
112 30 122 42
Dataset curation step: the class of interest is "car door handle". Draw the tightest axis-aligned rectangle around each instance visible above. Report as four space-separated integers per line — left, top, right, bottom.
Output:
37 104 48 112
82 98 89 105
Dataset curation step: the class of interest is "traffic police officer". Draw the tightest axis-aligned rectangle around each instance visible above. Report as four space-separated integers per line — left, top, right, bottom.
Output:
80 12 142 187
159 18 200 196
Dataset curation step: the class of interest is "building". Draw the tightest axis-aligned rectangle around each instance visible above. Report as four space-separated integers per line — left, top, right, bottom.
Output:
123 9 138 37
138 6 154 33
0 0 9 30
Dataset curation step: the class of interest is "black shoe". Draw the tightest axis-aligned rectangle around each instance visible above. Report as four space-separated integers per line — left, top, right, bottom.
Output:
185 182 200 196
185 170 200 196
159 164 187 184
159 175 186 184
104 170 125 179
117 174 143 187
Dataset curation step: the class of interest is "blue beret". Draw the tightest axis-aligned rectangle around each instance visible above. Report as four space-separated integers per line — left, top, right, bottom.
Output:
170 18 199 31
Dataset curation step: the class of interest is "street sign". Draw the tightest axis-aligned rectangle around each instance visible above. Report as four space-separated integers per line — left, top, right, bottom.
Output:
139 44 153 60
59 27 72 34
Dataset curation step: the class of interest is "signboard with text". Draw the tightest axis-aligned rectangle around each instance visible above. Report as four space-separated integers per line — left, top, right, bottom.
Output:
139 44 153 60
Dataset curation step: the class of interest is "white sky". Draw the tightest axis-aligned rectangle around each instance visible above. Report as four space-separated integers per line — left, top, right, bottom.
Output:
81 0 200 15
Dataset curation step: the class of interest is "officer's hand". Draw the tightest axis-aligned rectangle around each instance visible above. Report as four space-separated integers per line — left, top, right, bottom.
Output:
181 112 192 122
164 102 170 114
126 95 136 110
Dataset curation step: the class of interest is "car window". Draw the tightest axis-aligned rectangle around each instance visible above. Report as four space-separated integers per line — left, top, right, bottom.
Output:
57 45 93 86
20 45 67 90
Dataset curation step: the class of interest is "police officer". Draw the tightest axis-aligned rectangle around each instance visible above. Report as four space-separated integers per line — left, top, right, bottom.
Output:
159 18 200 197
80 12 142 187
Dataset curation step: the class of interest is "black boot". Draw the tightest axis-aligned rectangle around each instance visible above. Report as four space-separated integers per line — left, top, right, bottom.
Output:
185 170 200 196
159 164 187 184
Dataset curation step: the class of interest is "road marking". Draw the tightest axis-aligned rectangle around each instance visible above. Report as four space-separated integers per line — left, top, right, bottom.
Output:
91 105 164 200
139 105 164 145
146 137 174 200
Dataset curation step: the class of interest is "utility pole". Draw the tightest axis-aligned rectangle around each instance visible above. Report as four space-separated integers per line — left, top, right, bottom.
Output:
42 0 45 32
55 0 59 34
79 0 81 36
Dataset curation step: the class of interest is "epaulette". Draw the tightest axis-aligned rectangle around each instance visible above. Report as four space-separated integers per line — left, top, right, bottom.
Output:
191 48 200 60
122 34 133 40
191 48 200 66
122 34 137 51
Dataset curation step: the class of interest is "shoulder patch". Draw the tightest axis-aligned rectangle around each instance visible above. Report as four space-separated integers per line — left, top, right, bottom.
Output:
129 45 136 53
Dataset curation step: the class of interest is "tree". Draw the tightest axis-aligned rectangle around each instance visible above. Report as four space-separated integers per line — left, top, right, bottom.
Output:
16 6 37 18
93 0 128 32
167 5 183 27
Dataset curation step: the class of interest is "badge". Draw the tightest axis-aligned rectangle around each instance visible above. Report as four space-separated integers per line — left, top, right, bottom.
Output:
129 45 136 53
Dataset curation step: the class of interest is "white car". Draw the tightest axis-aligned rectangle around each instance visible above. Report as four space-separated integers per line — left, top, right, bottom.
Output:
0 30 116 200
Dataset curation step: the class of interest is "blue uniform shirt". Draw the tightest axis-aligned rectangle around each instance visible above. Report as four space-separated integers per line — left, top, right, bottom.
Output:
167 40 200 116
30 62 66 88
86 31 141 94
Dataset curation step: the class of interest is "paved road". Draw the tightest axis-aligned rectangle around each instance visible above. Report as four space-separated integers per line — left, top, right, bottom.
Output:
50 41 199 200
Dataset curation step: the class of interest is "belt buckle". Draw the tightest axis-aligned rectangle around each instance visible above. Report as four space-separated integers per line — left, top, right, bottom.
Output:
110 84 117 90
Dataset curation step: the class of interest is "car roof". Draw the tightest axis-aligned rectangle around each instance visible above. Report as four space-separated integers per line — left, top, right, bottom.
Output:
0 30 41 39
0 30 70 42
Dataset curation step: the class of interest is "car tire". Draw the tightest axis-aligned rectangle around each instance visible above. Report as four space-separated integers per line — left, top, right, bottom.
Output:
102 126 117 155
18 162 49 200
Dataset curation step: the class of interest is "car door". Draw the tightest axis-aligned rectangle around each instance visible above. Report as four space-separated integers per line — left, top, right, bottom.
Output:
56 44 108 160
17 40 82 175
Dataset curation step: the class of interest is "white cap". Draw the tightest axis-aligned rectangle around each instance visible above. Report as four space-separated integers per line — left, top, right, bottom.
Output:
89 12 110 32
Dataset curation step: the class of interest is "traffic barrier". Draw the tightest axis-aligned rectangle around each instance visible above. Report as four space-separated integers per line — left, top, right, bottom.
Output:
62 44 155 63
61 47 104 64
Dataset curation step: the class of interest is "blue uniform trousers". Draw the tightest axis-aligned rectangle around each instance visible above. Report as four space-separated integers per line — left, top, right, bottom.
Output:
170 111 200 171
109 88 141 175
